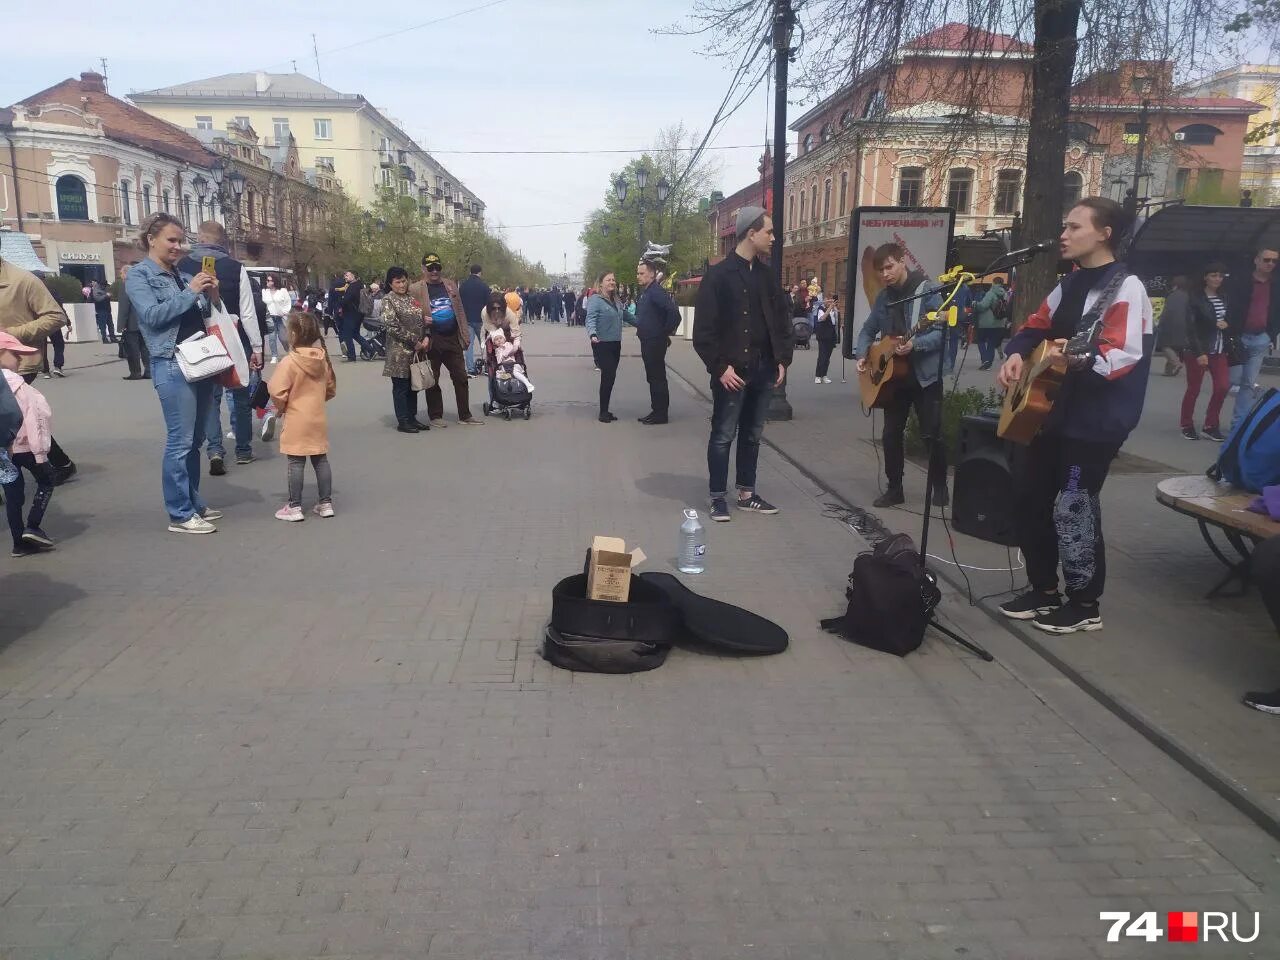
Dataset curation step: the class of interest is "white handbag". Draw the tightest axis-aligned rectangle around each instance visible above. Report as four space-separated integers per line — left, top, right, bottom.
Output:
175 331 234 383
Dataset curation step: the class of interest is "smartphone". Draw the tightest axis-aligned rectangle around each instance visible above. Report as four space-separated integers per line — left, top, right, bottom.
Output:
201 256 216 276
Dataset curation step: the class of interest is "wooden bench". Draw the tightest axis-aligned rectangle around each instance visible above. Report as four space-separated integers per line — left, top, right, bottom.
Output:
1155 475 1280 598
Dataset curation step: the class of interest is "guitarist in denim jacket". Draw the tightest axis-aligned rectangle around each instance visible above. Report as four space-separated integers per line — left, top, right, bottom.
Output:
855 243 944 508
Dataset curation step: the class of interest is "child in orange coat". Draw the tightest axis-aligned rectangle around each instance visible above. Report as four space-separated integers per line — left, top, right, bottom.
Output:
268 311 337 521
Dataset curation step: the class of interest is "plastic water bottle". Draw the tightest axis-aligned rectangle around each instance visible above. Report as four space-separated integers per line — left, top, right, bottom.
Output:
678 508 706 574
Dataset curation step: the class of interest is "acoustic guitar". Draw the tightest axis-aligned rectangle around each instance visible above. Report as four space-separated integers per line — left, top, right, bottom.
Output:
859 312 940 409
997 319 1103 444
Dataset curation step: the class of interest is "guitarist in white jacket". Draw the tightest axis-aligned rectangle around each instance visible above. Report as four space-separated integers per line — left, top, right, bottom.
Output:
855 242 945 508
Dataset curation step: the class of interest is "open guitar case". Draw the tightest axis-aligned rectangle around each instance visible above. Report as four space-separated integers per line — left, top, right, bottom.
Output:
543 560 789 674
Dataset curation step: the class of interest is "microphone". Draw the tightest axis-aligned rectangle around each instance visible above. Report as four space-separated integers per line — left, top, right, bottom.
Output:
1003 240 1058 259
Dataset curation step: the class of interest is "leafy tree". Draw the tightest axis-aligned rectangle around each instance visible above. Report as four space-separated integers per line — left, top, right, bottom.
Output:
581 125 716 285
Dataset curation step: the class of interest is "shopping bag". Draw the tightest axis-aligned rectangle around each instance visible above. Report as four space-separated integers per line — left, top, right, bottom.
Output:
205 301 250 388
409 353 436 392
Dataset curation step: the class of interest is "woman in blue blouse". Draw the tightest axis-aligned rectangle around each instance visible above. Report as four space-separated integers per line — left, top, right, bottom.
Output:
585 271 624 423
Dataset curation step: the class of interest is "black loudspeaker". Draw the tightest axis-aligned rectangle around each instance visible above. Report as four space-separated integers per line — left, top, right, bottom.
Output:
952 412 1020 546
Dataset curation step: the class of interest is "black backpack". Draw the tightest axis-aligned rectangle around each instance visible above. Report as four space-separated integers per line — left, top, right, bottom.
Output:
820 534 940 657
989 287 1010 323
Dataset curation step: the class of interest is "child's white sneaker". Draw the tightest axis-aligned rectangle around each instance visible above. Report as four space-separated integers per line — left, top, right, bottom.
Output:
275 504 304 522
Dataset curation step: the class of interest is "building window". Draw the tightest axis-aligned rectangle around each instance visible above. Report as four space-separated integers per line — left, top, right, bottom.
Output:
183 195 192 223
803 133 814 154
119 180 133 225
994 169 1022 216
314 118 333 140
788 193 796 229
316 156 334 170
272 118 290 141
810 184 818 223
162 190 171 213
820 124 833 144
195 115 213 131
1174 167 1191 197
1063 171 1083 211
142 184 153 216
946 169 973 214
55 174 89 221
897 167 923 208
839 171 849 218
380 167 393 188
799 191 806 225
863 90 886 118
1176 124 1222 146
840 109 854 129
822 179 832 222
233 115 250 130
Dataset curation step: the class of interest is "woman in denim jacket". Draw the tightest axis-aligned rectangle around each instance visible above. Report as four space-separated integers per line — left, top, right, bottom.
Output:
124 212 223 535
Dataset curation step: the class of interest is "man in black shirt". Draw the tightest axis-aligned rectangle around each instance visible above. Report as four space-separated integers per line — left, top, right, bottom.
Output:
693 206 792 522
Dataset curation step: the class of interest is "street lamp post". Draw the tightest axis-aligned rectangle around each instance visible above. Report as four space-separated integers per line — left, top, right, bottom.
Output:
766 0 797 422
228 170 246 259
192 174 209 226
614 170 673 260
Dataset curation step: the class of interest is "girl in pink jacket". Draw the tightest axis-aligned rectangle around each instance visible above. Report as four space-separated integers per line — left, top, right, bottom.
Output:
0 331 56 556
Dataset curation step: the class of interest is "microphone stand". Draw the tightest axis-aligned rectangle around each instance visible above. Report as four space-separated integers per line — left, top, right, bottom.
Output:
881 249 1044 664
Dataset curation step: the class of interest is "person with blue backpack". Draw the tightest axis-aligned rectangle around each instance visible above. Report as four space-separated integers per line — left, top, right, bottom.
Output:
994 197 1154 635
1225 246 1280 431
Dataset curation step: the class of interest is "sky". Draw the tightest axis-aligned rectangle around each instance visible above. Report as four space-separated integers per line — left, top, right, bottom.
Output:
1 0 781 274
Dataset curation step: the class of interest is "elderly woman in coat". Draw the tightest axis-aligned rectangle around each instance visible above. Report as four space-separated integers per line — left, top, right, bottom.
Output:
380 266 431 433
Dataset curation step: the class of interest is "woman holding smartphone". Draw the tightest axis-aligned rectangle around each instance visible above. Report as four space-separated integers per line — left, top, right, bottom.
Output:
124 212 223 535
585 271 624 423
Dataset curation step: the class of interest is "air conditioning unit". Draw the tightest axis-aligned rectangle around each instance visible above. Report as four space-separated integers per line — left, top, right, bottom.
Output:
1174 131 1185 141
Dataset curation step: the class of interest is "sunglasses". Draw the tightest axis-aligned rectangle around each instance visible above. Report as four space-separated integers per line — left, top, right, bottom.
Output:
425 265 442 271
1262 257 1279 264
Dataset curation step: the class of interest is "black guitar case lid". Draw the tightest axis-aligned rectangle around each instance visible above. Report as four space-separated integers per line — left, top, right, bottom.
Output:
542 574 677 674
542 624 669 674
638 572 789 655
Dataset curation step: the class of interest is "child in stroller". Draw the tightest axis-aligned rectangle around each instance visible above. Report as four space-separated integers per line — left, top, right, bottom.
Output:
482 327 533 419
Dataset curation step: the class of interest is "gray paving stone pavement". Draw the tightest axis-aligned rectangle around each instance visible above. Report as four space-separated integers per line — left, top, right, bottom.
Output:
0 328 1276 959
666 333 1280 835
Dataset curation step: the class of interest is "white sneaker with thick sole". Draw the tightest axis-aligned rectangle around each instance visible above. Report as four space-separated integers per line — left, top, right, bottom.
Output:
261 413 278 442
168 515 216 534
313 502 335 518
275 505 304 522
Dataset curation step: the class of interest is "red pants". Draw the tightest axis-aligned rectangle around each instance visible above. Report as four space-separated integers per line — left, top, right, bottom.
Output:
1180 351 1230 431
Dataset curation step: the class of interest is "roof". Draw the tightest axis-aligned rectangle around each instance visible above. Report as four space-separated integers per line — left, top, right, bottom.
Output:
131 72 355 102
904 23 1031 54
0 231 53 274
1127 204 1280 278
16 74 213 167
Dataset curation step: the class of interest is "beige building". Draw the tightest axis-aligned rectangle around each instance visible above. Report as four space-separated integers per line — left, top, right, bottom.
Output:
131 72 484 224
1183 65 1280 204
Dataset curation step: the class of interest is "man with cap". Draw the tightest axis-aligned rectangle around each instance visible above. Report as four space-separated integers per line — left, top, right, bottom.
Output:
409 254 482 426
692 205 791 522
0 258 77 484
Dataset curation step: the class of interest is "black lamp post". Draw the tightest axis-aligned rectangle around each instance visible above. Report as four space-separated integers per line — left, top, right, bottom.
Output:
192 173 209 226
228 170 246 258
615 169 672 258
766 0 797 422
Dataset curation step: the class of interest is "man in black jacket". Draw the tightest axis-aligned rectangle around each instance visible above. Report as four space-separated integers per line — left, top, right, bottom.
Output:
459 265 490 374
337 270 374 362
634 258 680 424
117 263 150 380
692 205 792 522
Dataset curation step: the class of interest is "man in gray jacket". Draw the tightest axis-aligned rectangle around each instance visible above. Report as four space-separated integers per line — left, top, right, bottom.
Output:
117 263 150 380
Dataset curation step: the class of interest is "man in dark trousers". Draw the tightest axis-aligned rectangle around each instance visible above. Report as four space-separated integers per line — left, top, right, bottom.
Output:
1244 536 1280 714
117 263 150 380
459 264 490 375
337 270 374 362
634 257 680 424
409 253 482 426
855 242 945 508
692 205 792 522
1224 245 1280 430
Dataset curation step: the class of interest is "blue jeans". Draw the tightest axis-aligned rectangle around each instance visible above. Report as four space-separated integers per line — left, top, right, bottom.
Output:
205 379 253 459
464 324 482 371
340 317 372 360
152 357 212 522
976 327 1003 366
707 356 775 498
269 317 286 359
1230 332 1274 429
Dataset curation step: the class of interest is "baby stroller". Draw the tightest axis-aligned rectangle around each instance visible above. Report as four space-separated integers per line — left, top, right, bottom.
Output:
481 333 533 420
792 320 813 349
362 314 387 358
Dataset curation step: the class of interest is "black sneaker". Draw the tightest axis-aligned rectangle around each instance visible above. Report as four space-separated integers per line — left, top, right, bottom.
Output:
1203 426 1226 442
873 485 904 508
999 589 1063 621
235 453 256 466
1242 689 1280 715
1182 426 1199 440
710 498 731 522
1032 600 1102 634
21 527 54 549
209 455 226 477
51 462 76 486
737 493 778 514
10 544 39 558
598 412 617 423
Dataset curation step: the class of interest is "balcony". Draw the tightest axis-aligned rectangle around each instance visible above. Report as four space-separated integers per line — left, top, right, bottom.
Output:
399 164 415 183
378 151 395 167
433 188 443 199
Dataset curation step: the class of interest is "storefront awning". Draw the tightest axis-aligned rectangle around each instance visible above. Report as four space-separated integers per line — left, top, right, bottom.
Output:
1126 204 1280 279
0 231 53 274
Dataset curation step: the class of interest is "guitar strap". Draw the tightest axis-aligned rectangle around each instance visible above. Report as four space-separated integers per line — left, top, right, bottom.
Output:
1075 264 1128 336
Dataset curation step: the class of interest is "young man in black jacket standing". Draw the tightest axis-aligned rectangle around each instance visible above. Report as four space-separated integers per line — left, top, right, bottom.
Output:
692 206 792 522
634 257 681 424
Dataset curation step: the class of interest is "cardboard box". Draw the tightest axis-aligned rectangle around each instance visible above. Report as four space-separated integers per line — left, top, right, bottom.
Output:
587 536 647 602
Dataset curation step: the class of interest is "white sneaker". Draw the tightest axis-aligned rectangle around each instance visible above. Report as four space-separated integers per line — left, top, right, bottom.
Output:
814 377 822 384
313 502 335 518
225 431 235 439
822 377 832 383
261 413 277 441
275 504 304 522
168 514 216 535
199 507 224 521
270 357 279 364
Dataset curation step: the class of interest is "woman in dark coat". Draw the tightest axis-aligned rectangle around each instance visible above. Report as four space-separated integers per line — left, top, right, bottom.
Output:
1156 275 1189 377
380 267 431 434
